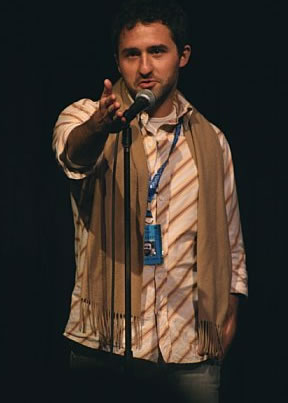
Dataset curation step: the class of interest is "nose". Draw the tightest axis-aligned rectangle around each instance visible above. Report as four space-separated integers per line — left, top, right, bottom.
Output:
138 53 152 76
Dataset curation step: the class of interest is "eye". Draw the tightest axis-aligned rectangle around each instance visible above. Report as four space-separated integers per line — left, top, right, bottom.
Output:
124 49 140 58
149 46 167 55
152 48 162 55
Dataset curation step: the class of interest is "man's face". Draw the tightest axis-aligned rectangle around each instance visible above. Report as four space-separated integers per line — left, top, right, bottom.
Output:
117 22 191 117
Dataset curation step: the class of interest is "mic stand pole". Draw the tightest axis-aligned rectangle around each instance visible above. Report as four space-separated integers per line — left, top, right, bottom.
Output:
122 122 133 366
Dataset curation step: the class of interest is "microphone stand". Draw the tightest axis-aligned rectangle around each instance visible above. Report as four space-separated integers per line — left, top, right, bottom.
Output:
122 122 133 365
117 90 155 370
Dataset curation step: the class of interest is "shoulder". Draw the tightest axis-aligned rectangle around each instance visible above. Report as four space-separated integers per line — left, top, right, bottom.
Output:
208 122 229 152
188 108 230 153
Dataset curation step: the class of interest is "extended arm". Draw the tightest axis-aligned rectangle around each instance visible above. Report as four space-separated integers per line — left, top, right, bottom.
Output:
66 79 126 166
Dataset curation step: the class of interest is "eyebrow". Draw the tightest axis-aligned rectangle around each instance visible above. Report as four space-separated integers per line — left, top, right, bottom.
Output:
120 44 169 56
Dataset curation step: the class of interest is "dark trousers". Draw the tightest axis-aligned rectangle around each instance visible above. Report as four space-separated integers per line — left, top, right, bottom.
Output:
69 342 221 403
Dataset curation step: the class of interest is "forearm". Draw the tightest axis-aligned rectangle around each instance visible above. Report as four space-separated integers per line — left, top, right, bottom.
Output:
66 114 109 166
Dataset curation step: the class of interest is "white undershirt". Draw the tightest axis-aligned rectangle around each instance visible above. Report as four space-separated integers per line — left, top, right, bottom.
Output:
145 107 177 135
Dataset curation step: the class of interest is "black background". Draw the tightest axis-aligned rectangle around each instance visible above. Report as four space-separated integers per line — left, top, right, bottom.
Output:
1 1 286 401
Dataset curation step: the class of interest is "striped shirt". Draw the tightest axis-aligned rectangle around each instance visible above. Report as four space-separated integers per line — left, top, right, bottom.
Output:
53 92 248 364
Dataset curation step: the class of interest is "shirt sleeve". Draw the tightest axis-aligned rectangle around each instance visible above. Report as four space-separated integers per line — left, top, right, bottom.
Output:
52 98 100 179
211 123 248 296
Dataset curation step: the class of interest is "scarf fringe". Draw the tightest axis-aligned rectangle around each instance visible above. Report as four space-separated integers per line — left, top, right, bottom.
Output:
198 320 224 358
80 299 142 350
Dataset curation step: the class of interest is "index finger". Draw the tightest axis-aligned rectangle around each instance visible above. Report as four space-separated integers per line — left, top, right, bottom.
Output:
101 79 113 97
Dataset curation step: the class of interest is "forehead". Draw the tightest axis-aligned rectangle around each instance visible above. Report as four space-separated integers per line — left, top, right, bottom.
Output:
118 22 175 50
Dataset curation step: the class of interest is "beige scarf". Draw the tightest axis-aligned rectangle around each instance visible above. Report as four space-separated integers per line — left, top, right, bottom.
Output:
79 79 232 357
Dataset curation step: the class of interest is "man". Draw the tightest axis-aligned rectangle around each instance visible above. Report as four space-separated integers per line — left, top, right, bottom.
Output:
53 0 248 401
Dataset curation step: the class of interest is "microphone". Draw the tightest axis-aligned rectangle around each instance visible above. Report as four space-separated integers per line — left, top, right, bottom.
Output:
123 89 156 123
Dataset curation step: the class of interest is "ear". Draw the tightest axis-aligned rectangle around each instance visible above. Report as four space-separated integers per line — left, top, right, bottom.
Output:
179 45 191 68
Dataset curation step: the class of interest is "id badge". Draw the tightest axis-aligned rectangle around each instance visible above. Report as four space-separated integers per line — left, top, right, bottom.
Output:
144 224 163 265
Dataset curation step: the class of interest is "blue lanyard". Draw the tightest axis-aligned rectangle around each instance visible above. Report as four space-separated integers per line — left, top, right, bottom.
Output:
147 118 183 203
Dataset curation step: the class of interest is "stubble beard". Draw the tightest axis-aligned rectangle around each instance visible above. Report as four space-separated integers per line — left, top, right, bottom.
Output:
124 74 178 116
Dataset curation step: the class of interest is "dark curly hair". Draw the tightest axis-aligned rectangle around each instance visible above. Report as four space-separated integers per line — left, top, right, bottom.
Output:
111 0 190 57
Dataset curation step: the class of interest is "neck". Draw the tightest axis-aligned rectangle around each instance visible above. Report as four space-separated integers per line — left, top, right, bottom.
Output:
149 101 174 118
149 87 176 118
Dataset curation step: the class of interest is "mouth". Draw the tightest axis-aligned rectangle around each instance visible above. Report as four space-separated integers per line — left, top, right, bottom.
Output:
138 80 157 89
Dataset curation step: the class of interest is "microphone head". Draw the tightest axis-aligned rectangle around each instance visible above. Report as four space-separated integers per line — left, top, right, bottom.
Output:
135 89 156 110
